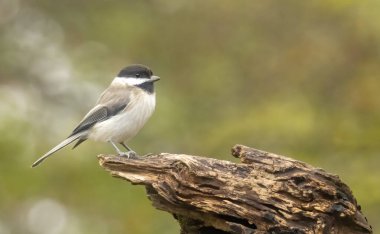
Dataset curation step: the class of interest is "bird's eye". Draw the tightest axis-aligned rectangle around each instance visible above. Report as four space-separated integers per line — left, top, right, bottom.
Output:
135 73 140 78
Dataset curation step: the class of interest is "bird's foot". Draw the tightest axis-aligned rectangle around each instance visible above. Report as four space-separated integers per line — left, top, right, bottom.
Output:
118 150 139 159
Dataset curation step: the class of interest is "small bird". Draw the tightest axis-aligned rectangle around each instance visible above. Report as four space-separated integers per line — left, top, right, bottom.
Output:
32 64 160 167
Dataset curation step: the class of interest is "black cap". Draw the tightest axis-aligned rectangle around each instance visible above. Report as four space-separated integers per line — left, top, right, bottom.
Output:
117 64 153 79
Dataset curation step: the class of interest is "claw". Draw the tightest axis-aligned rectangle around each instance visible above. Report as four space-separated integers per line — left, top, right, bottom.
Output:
119 150 139 159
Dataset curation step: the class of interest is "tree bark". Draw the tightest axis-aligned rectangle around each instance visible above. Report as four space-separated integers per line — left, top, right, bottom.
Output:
98 144 372 234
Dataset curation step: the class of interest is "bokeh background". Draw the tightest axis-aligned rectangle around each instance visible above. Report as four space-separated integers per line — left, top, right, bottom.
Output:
1 0 379 233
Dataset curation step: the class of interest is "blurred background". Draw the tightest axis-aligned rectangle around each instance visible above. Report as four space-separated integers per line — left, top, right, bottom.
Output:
0 0 379 233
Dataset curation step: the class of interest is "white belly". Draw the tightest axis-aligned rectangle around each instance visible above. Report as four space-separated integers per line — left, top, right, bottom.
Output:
88 93 156 143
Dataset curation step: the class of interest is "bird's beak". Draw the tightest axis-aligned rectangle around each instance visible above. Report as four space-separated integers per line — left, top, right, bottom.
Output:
150 76 160 82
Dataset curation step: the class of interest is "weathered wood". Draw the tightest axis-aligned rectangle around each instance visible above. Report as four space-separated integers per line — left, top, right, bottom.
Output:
98 144 372 234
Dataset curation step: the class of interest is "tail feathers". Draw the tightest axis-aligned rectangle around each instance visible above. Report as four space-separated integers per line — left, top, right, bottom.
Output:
32 133 85 168
72 138 87 149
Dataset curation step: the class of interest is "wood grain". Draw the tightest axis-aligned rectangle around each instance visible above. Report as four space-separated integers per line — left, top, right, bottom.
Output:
98 144 372 234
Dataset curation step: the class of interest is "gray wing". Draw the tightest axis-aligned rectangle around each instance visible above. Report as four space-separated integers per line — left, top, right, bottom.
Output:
69 104 126 136
69 85 132 137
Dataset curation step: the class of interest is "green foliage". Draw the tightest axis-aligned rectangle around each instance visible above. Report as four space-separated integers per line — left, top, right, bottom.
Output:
0 0 379 233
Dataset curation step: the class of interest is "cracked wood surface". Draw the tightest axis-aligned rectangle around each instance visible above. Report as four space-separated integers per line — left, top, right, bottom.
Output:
98 144 372 234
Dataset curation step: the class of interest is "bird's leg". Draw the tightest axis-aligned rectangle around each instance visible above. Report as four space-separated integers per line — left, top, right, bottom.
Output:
109 140 125 155
107 141 139 159
120 142 132 151
120 142 139 159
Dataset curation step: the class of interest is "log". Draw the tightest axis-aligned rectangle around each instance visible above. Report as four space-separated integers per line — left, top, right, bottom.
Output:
98 144 372 234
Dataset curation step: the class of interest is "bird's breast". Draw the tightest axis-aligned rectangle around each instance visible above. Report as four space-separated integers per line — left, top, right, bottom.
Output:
88 92 156 143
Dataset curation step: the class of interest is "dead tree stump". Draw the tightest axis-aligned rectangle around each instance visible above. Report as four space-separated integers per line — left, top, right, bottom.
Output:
98 144 372 234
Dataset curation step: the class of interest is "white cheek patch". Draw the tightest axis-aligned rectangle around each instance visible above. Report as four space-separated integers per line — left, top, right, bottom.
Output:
113 77 150 86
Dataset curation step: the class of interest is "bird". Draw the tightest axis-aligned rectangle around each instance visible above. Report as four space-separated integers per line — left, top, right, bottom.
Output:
32 64 160 167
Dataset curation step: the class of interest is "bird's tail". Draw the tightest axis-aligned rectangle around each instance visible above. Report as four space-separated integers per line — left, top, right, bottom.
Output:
31 132 86 168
